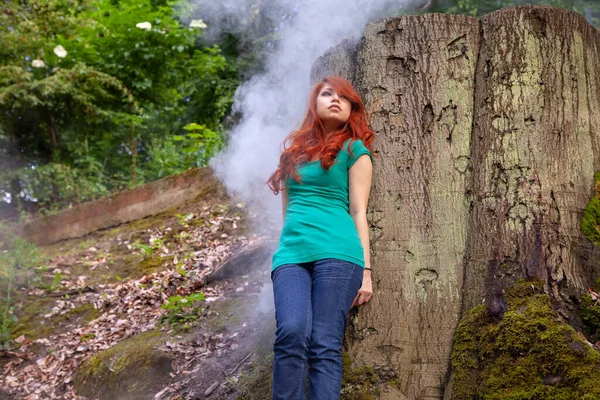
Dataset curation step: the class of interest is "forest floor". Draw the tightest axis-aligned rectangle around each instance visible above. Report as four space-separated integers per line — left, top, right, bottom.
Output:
0 184 278 399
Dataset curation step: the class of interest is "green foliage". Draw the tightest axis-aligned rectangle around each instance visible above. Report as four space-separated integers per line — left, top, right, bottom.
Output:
82 0 210 106
451 280 600 400
580 294 600 340
580 279 600 342
180 123 224 162
47 272 65 292
130 239 156 256
145 123 223 179
0 0 238 211
581 198 600 243
174 212 195 228
75 0 237 183
80 333 96 342
160 292 205 327
17 161 110 215
0 63 139 118
0 232 44 349
581 175 600 244
425 0 600 27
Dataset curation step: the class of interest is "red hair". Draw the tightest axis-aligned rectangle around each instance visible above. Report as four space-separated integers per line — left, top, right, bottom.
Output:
266 76 374 194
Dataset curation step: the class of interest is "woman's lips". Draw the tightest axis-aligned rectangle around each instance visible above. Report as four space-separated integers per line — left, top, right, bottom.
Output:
329 105 341 111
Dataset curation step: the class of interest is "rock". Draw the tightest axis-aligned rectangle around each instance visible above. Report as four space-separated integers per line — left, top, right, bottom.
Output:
206 239 276 284
73 329 173 400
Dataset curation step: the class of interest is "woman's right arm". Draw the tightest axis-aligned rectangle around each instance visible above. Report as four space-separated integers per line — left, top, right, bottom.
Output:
281 188 288 222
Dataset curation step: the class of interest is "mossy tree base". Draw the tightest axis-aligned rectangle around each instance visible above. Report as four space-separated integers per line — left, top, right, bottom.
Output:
451 280 600 400
341 352 379 400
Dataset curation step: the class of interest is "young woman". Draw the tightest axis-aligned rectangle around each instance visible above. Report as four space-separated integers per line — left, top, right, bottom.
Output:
266 76 375 399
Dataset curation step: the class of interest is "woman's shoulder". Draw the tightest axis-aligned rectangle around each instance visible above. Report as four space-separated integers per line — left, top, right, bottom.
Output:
343 138 373 168
342 138 369 154
342 137 365 150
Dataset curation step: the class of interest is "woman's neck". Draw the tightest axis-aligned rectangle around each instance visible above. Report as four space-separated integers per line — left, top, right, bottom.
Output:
322 119 343 137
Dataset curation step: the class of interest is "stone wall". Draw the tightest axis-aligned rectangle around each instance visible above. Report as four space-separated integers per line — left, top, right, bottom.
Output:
10 167 220 246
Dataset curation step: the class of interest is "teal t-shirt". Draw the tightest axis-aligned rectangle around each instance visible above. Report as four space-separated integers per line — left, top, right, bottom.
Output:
271 138 373 272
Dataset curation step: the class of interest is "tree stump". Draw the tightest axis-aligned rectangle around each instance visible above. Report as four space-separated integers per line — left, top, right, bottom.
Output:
312 5 600 399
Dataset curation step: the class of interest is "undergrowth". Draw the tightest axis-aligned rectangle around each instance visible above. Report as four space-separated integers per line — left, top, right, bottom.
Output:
0 225 44 349
160 292 206 329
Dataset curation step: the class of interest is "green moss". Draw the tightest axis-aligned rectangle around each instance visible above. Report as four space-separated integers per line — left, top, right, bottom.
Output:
11 299 100 341
137 254 171 272
73 329 172 399
106 214 168 236
341 352 379 400
582 197 600 244
71 251 171 287
580 279 600 343
80 333 95 342
582 172 600 244
10 297 56 340
451 279 600 400
70 303 100 324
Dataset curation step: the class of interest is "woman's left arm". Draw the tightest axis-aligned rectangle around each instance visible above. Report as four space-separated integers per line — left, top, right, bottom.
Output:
349 154 373 307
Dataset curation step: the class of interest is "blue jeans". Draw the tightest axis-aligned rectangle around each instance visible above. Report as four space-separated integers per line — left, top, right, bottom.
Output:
271 258 363 400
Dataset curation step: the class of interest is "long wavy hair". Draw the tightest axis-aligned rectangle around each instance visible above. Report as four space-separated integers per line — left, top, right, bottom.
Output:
266 76 374 194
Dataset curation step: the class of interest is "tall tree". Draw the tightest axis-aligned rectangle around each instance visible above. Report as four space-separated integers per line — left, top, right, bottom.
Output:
0 0 140 211
0 0 237 214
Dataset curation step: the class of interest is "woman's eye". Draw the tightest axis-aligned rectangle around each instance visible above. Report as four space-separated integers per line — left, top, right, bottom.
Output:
322 91 331 96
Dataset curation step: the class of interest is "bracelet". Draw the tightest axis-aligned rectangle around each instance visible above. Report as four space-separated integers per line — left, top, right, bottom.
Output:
364 267 373 271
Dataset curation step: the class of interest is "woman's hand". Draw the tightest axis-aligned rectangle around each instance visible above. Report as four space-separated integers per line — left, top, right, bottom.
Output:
351 270 373 307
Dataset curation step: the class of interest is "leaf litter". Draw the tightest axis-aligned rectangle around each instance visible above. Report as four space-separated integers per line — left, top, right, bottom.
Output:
0 204 272 399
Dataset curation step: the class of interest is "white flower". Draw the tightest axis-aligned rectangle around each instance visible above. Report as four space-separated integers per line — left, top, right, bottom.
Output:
53 45 67 58
189 19 207 29
136 21 152 31
31 59 45 68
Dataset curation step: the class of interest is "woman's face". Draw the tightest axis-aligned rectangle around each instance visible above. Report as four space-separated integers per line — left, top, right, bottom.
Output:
316 85 351 132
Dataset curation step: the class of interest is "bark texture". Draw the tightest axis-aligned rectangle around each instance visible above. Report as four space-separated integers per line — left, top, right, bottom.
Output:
462 6 600 315
311 5 600 399
355 14 477 400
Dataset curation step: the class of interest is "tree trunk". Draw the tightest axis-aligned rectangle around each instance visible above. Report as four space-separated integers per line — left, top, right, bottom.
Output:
130 123 137 185
352 13 478 400
48 113 58 157
312 5 600 399
462 4 600 316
